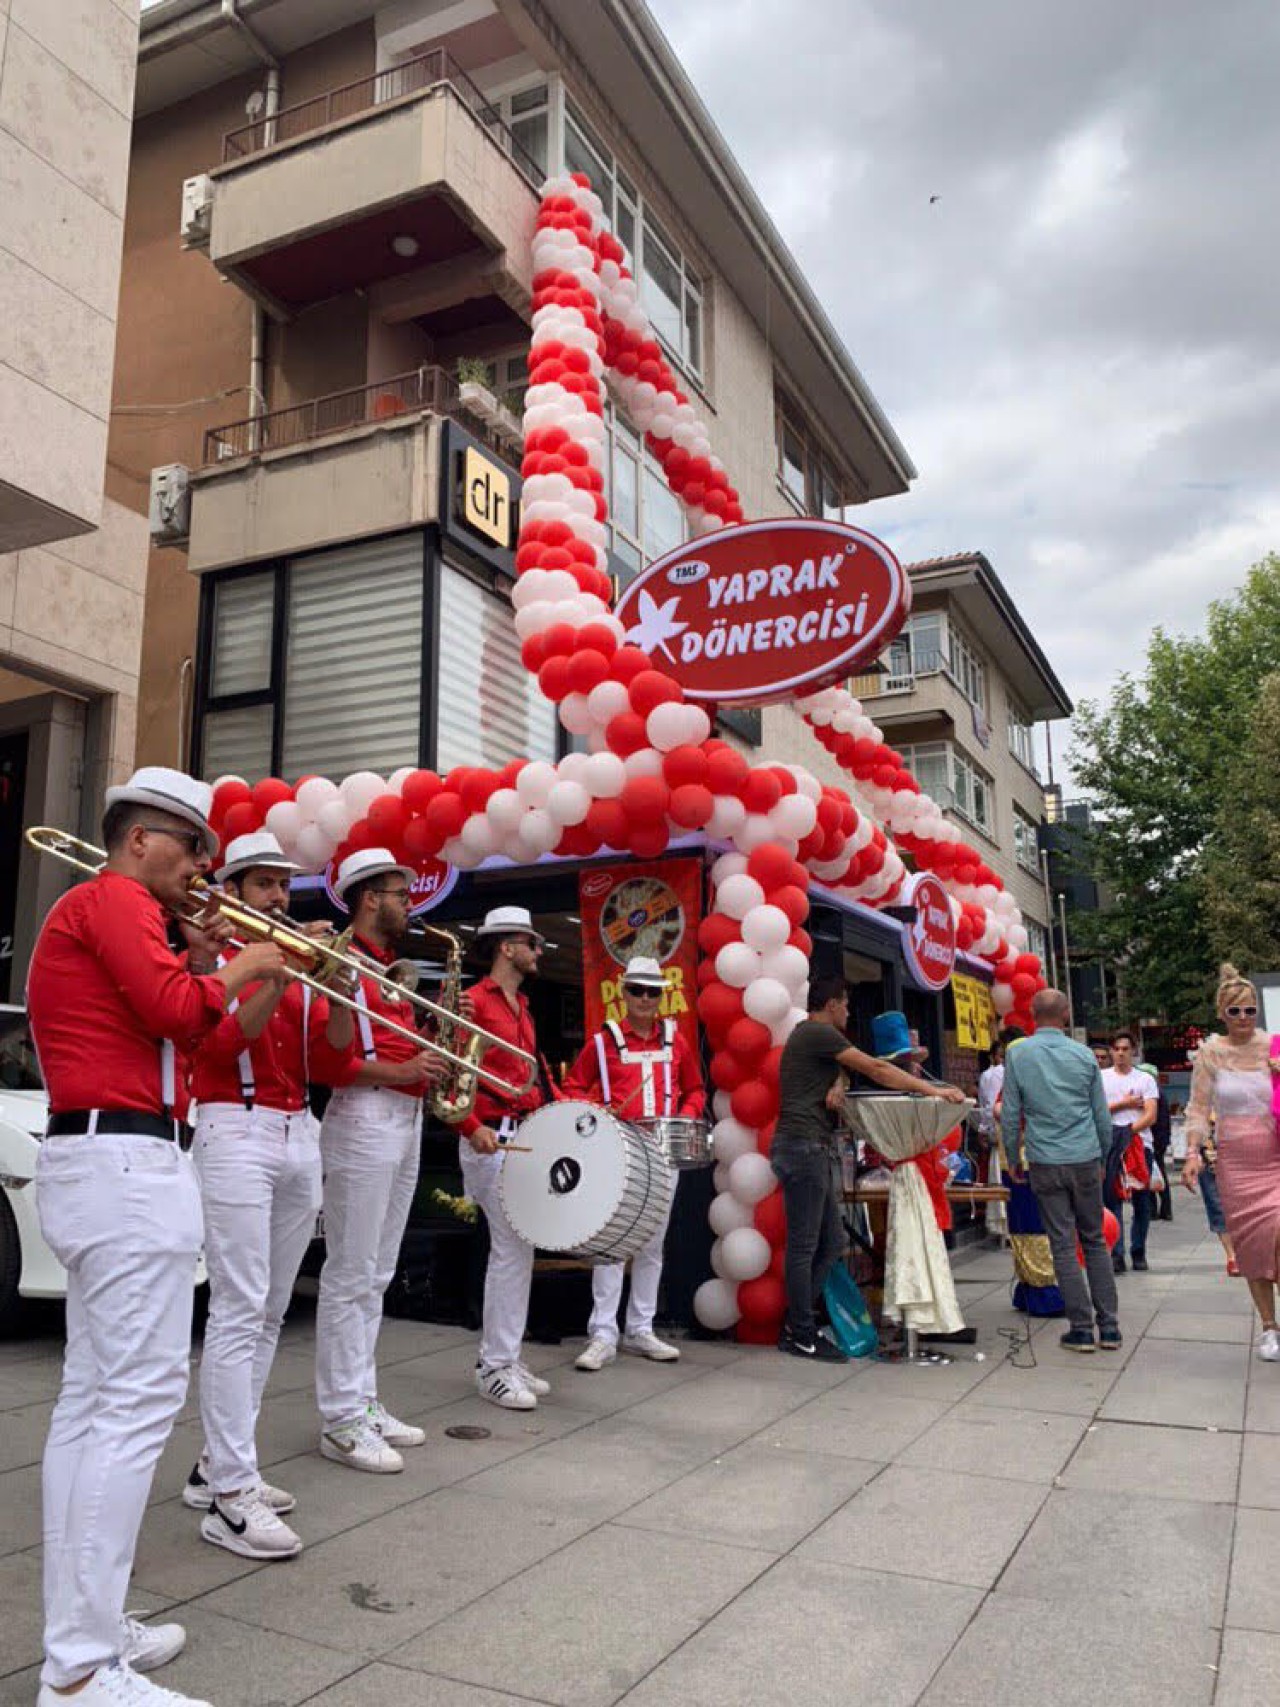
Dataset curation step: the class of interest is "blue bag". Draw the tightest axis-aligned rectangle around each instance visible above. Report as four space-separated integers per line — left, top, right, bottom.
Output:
823 1262 879 1358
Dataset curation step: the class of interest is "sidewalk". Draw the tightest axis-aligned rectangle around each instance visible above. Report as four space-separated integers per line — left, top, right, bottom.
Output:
0 1209 1272 1706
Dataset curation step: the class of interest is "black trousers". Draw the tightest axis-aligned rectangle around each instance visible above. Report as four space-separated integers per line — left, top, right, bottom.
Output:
771 1135 845 1340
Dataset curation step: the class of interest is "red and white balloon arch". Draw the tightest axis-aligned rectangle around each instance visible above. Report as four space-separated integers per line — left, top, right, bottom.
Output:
209 170 1045 1341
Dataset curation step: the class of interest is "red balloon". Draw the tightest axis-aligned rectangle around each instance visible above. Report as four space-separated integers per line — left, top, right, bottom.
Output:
585 798 630 849
760 1046 784 1085
736 1273 786 1328
629 822 670 859
629 669 683 717
754 1190 786 1245
538 657 572 702
566 649 611 696
768 1245 787 1282
620 776 670 824
740 770 782 814
222 801 262 840
707 747 750 794
211 778 252 821
605 712 650 756
725 1015 772 1063
366 794 407 841
735 1316 783 1346
345 820 374 853
401 770 443 814
1011 973 1037 1000
697 913 740 957
609 646 652 684
402 816 442 860
731 1079 777 1128
460 771 499 815
1102 1208 1119 1250
771 885 810 926
663 745 710 789
789 927 813 958
710 1051 747 1093
424 792 467 841
251 777 293 816
746 843 795 890
697 981 745 1043
669 784 713 829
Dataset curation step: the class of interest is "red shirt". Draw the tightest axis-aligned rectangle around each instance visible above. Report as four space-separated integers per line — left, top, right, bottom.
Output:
27 871 227 1117
457 975 544 1135
191 958 355 1112
330 934 428 1101
563 1022 705 1120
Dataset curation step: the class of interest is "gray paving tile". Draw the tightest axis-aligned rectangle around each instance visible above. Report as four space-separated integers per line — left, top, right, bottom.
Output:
998 1487 1233 1623
712 1343 860 1390
1215 1626 1280 1704
394 1524 773 1707
751 1388 950 1461
146 1607 363 1706
837 1350 995 1401
129 1495 272 1602
1245 1369 1280 1434
196 1488 593 1659
1239 1429 1280 1508
0 1363 62 1411
618 1443 880 1553
1227 1506 1280 1633
0 1403 46 1476
897 1403 1089 1483
0 1550 44 1679
919 1594 1216 1705
1061 1419 1241 1504
621 1559 982 1707
306 1663 550 1707
0 1464 43 1557
1101 1337 1248 1430
973 1355 1119 1417
797 1463 1045 1587
618 1366 814 1443
1147 1310 1252 1344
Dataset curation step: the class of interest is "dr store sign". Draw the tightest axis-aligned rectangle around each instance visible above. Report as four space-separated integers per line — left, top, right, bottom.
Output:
614 518 910 705
903 872 957 992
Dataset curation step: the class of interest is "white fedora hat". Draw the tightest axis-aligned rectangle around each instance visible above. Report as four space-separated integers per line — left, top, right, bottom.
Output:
332 846 416 901
216 830 300 885
475 904 546 943
104 766 217 857
622 955 667 989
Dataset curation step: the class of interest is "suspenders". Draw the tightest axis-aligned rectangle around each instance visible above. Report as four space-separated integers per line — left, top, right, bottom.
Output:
217 954 256 1108
596 1020 676 1117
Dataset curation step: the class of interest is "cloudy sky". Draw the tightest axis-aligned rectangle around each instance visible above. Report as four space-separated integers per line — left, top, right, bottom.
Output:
648 0 1280 765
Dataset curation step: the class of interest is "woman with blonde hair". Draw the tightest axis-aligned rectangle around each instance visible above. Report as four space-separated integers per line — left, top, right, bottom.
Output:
1183 964 1280 1358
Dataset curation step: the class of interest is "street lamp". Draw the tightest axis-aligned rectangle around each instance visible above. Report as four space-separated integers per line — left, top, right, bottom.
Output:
1057 892 1075 1033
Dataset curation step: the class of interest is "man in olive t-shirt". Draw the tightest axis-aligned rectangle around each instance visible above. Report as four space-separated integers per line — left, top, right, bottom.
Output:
772 976 965 1360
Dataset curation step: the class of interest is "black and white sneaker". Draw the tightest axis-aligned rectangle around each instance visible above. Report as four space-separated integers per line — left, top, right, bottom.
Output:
200 1489 302 1559
779 1326 847 1363
475 1364 537 1410
182 1453 296 1514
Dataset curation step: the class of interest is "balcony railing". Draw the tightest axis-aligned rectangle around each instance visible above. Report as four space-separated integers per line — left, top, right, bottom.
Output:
221 47 544 188
202 364 489 465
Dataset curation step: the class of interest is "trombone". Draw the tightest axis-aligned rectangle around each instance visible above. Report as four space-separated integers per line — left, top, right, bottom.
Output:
25 826 538 1102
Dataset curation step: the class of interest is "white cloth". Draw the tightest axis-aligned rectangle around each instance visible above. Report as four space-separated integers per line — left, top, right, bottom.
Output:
316 1087 421 1426
588 1162 678 1343
194 1104 321 1492
1101 1066 1158 1129
976 1063 1003 1136
459 1138 534 1372
36 1132 203 1689
882 1159 965 1335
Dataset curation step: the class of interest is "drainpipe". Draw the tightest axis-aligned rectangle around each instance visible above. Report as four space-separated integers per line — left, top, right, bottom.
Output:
222 0 279 449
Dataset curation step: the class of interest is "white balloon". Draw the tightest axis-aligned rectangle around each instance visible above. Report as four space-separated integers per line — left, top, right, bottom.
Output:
681 705 712 745
708 1190 754 1238
737 813 790 855
712 1089 733 1121
546 780 590 826
709 1238 729 1279
740 904 790 953
485 788 525 835
294 775 340 819
293 822 337 871
515 762 557 808
559 693 594 736
712 1117 756 1165
707 796 747 839
710 851 749 887
720 1225 771 1281
340 771 386 817
713 1162 732 1194
770 1007 805 1046
716 874 766 920
772 794 818 839
317 799 353 842
646 702 688 753
693 1277 740 1331
517 808 559 856
582 752 626 798
586 680 631 725
460 815 496 858
715 941 763 988
761 945 810 991
556 751 593 784
728 1151 777 1206
1008 924 1030 951
992 983 1016 1014
623 748 664 779
264 801 304 845
742 976 791 1026
388 767 414 795
211 775 247 792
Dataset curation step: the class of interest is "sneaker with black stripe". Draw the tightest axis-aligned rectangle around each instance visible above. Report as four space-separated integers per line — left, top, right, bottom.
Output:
475 1364 537 1410
779 1325 847 1363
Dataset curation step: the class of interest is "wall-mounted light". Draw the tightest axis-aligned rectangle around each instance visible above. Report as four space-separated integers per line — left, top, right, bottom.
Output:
390 234 420 259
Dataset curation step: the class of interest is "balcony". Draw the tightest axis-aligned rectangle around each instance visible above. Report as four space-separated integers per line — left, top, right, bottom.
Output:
195 50 541 332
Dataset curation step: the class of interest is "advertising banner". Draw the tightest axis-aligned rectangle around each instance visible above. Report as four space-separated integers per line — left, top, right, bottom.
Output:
952 972 997 1051
579 859 702 1047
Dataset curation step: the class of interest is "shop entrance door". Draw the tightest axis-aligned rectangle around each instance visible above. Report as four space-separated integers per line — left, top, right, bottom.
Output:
0 732 29 1001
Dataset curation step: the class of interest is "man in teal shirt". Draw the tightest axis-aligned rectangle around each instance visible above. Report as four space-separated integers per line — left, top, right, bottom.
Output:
1001 989 1120 1351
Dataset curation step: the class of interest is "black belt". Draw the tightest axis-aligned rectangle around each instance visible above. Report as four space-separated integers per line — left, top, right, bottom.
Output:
46 1111 194 1151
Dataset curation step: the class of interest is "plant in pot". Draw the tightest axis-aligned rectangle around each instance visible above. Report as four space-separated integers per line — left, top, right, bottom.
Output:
456 358 499 424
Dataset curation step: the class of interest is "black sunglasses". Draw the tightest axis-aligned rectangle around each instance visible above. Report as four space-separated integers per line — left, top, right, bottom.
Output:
141 824 207 857
372 886 411 901
624 984 661 997
1226 1005 1258 1018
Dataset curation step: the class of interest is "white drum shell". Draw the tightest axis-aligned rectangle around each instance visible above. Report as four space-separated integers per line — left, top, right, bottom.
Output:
499 1100 674 1263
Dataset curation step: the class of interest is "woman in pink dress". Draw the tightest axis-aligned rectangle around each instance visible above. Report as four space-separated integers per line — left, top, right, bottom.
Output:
1183 965 1280 1360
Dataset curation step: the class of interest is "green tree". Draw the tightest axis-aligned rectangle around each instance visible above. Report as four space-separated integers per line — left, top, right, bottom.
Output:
1200 670 1280 971
1069 553 1280 1022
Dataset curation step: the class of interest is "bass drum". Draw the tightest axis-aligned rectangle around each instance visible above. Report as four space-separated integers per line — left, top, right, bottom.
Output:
499 1100 673 1264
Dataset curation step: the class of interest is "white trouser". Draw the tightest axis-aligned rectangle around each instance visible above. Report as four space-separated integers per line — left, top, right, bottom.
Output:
316 1087 421 1426
588 1165 679 1344
36 1132 203 1689
193 1103 321 1493
459 1139 534 1373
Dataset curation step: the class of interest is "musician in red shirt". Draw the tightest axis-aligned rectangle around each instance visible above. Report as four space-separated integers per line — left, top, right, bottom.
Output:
563 956 705 1370
315 849 444 1475
27 768 286 1707
180 831 356 1563
456 905 552 1411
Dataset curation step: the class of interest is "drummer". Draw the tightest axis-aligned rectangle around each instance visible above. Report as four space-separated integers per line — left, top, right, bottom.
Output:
562 955 705 1370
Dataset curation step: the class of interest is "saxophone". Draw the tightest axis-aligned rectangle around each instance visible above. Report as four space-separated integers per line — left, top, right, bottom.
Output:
413 923 485 1124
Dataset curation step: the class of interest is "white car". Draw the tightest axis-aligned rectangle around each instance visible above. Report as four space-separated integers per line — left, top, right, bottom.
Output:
0 1004 206 1329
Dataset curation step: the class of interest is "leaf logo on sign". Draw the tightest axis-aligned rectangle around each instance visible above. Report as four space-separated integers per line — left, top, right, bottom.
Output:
625 590 688 664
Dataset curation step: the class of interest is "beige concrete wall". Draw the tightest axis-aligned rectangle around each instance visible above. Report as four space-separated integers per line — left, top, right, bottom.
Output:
0 0 138 550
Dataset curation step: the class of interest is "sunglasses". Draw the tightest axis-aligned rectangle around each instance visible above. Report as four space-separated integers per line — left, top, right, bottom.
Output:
1226 1005 1258 1018
372 887 411 902
624 984 661 997
141 824 208 857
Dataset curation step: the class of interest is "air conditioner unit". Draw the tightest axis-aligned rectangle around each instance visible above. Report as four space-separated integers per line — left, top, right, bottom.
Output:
180 174 214 248
149 463 191 545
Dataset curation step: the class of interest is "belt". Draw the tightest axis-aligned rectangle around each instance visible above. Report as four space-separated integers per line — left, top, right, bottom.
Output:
46 1111 194 1151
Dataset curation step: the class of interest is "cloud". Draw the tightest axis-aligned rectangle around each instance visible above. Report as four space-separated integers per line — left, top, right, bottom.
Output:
647 0 1280 757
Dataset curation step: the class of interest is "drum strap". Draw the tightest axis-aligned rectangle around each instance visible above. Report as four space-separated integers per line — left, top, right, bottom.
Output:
602 1019 675 1117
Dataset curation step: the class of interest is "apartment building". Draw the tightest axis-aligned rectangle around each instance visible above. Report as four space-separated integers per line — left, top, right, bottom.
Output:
851 552 1072 961
0 0 146 994
120 0 914 790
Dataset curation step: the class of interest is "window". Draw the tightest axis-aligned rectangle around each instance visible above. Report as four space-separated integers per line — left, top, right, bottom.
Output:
1026 920 1048 965
1008 698 1038 774
774 397 857 519
897 741 952 808
457 349 529 414
951 748 993 832
200 572 276 781
885 611 947 684
436 564 558 772
897 740 994 835
563 100 703 377
1014 804 1041 874
480 78 550 179
604 405 688 579
948 624 987 712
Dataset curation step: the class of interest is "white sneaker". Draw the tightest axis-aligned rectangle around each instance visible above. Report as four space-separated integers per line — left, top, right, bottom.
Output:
120 1614 185 1673
182 1453 296 1514
320 1417 404 1473
515 1362 551 1397
575 1335 618 1372
623 1330 680 1362
201 1489 302 1559
366 1400 426 1447
37 1661 212 1707
1259 1327 1280 1362
475 1365 537 1409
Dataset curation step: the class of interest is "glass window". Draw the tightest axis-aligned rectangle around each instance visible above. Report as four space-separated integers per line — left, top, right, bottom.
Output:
1014 806 1041 872
1008 699 1037 773
1026 920 1048 963
209 575 273 698
911 612 947 674
603 404 686 575
948 627 987 711
437 564 557 771
643 461 684 562
201 703 273 784
565 111 611 208
511 111 548 176
781 420 807 506
774 393 858 519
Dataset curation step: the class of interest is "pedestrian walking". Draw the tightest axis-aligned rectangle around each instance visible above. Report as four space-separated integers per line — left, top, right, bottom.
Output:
1101 1032 1158 1272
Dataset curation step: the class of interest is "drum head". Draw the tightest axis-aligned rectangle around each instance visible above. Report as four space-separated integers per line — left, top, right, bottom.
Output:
501 1101 632 1251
